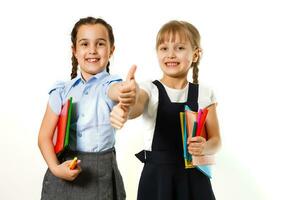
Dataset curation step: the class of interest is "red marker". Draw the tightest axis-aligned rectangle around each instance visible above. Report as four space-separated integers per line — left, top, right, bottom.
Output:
196 108 208 137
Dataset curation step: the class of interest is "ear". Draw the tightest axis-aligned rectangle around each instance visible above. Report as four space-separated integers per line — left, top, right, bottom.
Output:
192 48 201 63
72 45 77 58
109 46 115 58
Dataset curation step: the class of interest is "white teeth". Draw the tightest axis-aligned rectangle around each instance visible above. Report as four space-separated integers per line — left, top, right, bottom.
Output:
87 58 99 62
166 62 178 67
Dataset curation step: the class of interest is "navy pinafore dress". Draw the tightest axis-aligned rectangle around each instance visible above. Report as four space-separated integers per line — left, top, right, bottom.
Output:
135 80 215 200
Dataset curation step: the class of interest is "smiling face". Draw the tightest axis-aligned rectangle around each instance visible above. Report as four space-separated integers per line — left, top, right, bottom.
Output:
73 24 114 81
157 33 199 80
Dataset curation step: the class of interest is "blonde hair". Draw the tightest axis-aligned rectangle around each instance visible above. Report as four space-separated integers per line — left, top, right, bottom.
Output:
156 20 201 84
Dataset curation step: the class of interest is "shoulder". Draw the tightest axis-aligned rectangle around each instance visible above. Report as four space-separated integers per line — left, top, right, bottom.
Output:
47 78 79 115
102 74 122 85
197 82 217 108
48 81 65 94
140 80 158 97
48 78 78 95
140 80 159 118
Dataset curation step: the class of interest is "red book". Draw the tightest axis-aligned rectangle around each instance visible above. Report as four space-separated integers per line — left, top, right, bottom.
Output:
196 108 209 137
54 98 72 154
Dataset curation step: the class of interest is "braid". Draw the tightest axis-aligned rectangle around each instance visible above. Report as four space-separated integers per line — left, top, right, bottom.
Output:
71 54 78 79
192 63 199 84
192 50 201 84
106 62 110 73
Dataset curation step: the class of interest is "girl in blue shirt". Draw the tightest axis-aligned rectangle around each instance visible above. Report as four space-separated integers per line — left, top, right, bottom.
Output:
38 17 136 200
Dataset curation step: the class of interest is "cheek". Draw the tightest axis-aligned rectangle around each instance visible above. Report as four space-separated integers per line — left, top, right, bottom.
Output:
181 53 193 63
99 49 111 58
157 54 165 62
74 50 84 60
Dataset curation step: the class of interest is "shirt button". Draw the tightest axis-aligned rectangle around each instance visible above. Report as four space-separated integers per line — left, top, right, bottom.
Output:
84 91 89 95
81 113 85 117
78 132 82 137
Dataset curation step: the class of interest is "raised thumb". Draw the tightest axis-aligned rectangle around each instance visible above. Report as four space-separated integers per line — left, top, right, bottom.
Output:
126 65 137 82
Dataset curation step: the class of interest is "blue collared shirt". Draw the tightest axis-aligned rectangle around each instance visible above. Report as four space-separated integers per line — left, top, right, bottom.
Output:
48 70 122 152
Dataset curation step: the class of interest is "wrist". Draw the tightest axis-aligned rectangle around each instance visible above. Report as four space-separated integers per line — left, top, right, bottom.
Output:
49 162 60 175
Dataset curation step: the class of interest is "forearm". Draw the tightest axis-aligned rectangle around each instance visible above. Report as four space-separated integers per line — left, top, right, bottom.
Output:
202 104 221 155
202 136 221 155
128 103 145 119
108 82 121 102
38 134 60 172
128 88 148 119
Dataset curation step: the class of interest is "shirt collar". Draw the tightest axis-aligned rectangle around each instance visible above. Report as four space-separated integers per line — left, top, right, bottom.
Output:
72 69 109 87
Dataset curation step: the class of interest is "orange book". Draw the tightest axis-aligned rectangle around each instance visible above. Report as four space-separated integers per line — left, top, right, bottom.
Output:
185 109 198 138
54 97 72 154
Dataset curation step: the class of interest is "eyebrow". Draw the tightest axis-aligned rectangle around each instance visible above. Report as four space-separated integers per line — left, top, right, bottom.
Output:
159 42 187 45
78 38 107 43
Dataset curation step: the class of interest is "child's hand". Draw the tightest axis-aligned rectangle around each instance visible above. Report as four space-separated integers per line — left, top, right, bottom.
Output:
51 159 82 181
110 103 129 129
187 136 206 156
119 65 138 107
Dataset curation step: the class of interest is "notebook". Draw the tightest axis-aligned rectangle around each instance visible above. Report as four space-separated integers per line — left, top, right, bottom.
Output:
180 105 214 178
54 97 72 154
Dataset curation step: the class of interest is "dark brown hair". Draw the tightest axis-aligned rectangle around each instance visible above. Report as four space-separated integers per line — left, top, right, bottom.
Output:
156 20 202 84
70 17 115 79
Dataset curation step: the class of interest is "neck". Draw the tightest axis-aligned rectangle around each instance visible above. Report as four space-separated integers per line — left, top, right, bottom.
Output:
160 75 188 89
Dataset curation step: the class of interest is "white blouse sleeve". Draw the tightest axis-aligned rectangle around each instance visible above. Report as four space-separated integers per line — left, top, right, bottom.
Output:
198 84 217 109
140 81 159 118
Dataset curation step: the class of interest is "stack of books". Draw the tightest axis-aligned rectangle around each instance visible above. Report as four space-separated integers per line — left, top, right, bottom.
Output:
180 105 215 178
53 97 73 155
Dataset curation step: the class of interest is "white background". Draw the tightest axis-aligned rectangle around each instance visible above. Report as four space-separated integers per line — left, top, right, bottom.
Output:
0 0 299 199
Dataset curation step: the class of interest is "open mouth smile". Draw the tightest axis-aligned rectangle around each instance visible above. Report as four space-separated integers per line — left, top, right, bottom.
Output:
86 58 100 63
165 62 180 67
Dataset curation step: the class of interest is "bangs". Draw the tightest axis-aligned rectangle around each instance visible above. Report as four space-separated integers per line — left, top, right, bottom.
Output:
156 21 190 48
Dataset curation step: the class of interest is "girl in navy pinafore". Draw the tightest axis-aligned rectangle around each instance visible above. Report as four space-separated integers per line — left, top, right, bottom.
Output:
135 80 216 200
110 20 221 200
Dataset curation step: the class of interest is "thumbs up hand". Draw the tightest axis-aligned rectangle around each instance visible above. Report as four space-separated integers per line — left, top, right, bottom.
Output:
118 65 138 108
110 65 139 129
110 103 129 129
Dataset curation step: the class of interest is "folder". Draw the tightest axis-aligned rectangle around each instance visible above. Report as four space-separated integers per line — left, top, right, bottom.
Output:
180 112 194 168
180 105 214 178
54 97 73 154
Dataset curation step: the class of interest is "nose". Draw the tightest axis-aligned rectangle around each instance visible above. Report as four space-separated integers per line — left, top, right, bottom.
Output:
89 45 97 54
167 49 176 58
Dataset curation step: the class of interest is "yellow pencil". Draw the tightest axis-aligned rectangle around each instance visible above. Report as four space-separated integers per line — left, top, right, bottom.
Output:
69 157 78 170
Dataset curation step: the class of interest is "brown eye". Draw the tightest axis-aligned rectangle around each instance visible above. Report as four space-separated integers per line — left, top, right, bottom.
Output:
160 47 167 51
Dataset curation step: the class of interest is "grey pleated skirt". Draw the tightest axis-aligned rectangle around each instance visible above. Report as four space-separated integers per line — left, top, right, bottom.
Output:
41 148 126 200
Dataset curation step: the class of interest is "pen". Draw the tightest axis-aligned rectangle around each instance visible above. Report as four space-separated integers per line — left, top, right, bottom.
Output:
69 157 78 170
